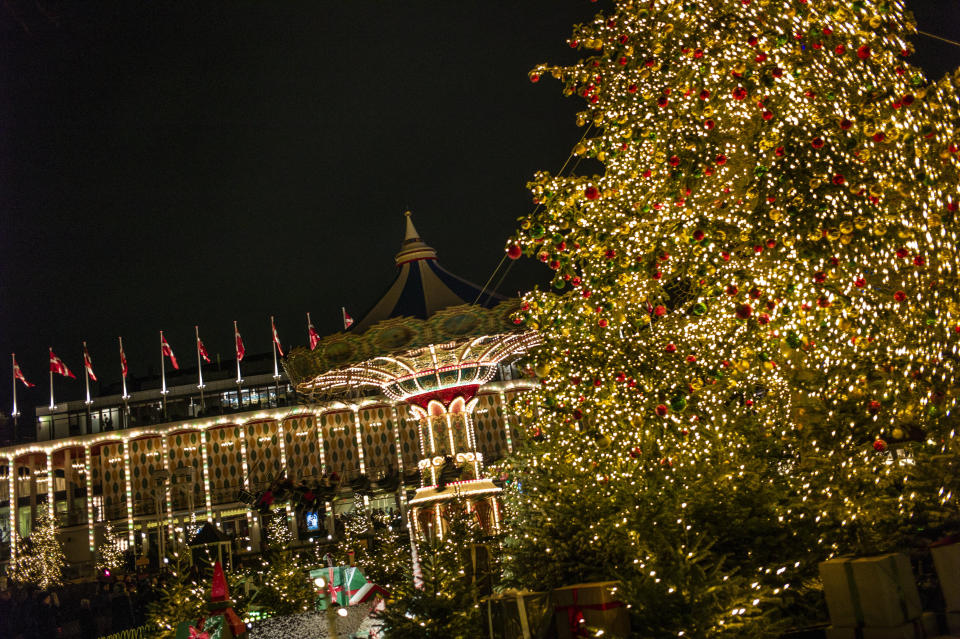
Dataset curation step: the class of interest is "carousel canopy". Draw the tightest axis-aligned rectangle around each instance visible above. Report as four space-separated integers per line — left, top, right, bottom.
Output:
352 211 503 333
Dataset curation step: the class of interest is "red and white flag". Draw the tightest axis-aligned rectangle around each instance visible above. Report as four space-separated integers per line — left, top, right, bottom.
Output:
271 316 284 357
161 333 179 370
119 337 128 378
12 354 35 387
82 342 97 381
307 312 321 351
342 307 354 330
197 335 211 363
234 322 245 362
49 349 76 379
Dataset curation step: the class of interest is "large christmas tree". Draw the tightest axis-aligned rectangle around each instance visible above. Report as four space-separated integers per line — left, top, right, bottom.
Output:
502 0 960 635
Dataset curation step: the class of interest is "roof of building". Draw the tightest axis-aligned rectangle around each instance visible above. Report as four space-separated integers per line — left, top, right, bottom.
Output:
352 212 503 333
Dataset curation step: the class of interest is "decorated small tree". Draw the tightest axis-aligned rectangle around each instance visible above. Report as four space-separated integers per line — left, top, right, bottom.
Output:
8 510 66 590
374 499 492 638
96 522 125 576
249 514 314 617
146 550 206 638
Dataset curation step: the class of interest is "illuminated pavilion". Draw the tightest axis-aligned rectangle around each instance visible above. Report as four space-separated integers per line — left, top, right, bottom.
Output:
0 212 536 572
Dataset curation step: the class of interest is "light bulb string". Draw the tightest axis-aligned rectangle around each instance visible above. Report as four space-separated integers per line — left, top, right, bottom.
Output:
918 30 960 49
472 123 595 305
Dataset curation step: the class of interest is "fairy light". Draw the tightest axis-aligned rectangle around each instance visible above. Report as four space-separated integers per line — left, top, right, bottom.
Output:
200 429 212 521
122 440 135 546
45 452 54 522
84 445 94 552
7 456 16 559
498 390 515 453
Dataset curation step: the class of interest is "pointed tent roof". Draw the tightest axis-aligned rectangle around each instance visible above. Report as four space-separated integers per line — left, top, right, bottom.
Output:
352 211 504 333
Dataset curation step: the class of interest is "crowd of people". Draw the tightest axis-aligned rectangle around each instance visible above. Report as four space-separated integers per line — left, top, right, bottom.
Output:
0 576 158 639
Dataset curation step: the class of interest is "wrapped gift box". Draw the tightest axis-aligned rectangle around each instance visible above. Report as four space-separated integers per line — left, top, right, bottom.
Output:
819 554 922 628
483 589 552 639
310 565 372 607
932 538 960 612
551 581 629 639
824 611 937 639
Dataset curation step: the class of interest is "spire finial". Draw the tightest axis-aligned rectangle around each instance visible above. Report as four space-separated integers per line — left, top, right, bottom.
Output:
403 210 420 241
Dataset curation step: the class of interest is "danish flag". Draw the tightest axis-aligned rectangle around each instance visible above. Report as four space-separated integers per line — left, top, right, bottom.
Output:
119 338 128 378
342 307 354 330
271 316 284 357
49 349 76 378
197 335 211 363
83 342 97 381
161 333 179 370
234 322 245 362
13 355 35 387
308 313 321 350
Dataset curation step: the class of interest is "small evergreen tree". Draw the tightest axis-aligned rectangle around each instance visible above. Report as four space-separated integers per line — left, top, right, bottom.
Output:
249 514 314 617
96 522 125 576
146 551 206 639
375 499 492 639
147 548 251 638
8 510 66 590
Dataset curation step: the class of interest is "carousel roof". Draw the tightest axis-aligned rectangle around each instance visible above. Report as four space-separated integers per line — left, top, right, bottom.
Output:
352 212 503 333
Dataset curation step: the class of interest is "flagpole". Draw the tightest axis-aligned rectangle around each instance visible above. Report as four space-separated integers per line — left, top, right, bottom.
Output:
10 355 18 442
271 316 280 379
119 337 129 399
234 321 243 409
119 336 129 429
11 354 19 418
195 325 205 412
49 347 55 410
83 342 92 405
160 331 168 418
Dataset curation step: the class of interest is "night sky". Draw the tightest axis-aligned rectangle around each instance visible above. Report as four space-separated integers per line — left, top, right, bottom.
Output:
1 1 958 434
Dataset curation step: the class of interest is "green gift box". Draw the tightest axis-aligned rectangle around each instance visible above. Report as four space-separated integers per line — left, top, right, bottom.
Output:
310 565 370 607
483 589 551 639
551 581 628 639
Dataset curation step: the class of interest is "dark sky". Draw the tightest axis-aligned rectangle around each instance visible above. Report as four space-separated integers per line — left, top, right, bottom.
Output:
1 1 958 423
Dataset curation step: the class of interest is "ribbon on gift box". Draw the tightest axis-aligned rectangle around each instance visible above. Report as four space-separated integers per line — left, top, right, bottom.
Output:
555 588 624 638
842 560 866 628
189 617 210 639
839 555 912 628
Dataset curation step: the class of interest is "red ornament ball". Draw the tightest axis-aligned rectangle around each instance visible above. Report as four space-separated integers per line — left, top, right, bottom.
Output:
857 45 871 59
655 404 669 417
811 137 825 149
893 290 907 302
732 86 747 100
507 244 523 260
873 438 887 452
628 447 641 459
735 303 753 319
653 305 667 317
840 118 853 130
585 186 600 200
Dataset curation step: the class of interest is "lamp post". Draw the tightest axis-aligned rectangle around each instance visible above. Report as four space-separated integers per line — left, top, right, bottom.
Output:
151 469 171 563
